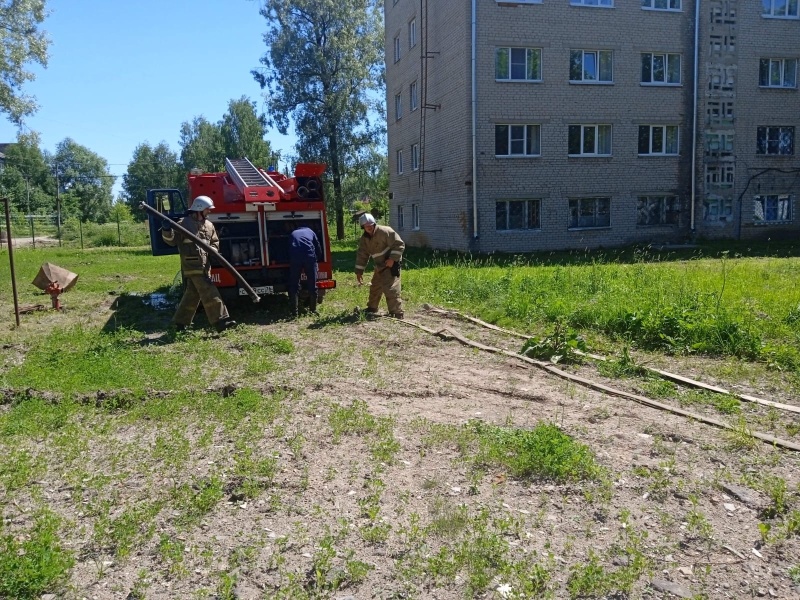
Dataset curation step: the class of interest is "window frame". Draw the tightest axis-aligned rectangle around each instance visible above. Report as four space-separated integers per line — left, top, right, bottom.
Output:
411 204 420 230
762 0 799 18
396 149 404 174
568 124 613 156
411 143 420 171
638 125 680 155
754 194 793 223
495 199 542 231
409 81 418 111
494 124 542 157
756 126 795 155
568 197 612 229
408 18 417 49
397 204 405 230
641 52 681 85
571 0 614 7
759 58 798 88
495 47 543 82
393 35 401 63
394 93 402 121
641 0 681 11
636 195 680 226
569 49 613 83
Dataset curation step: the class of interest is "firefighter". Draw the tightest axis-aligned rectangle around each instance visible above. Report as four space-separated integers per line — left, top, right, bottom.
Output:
161 195 237 332
288 223 323 317
355 213 405 318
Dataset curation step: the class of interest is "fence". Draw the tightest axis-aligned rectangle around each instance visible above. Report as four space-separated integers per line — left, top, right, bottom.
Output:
0 213 151 250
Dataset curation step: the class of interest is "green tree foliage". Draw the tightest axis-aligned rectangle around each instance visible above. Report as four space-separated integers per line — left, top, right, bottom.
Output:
0 132 54 214
343 144 388 220
178 116 225 173
51 138 114 223
220 96 277 168
0 0 50 124
122 142 184 220
252 0 385 239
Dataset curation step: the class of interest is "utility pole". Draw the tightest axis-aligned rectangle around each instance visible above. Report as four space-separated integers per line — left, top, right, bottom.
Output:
54 162 62 246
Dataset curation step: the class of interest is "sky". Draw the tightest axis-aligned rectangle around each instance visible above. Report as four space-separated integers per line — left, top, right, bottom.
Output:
0 0 297 197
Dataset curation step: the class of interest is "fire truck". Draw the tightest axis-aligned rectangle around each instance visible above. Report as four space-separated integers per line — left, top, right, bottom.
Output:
145 157 336 304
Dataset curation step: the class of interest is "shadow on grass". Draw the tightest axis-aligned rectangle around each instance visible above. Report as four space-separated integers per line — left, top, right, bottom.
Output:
307 309 364 329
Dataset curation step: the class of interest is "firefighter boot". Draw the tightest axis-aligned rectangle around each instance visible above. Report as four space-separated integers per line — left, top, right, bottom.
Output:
308 295 318 315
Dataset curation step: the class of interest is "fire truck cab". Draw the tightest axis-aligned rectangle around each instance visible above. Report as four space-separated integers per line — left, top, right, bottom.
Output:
146 158 336 303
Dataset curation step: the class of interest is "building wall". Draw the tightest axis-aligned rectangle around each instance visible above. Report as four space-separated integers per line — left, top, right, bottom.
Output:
385 0 800 252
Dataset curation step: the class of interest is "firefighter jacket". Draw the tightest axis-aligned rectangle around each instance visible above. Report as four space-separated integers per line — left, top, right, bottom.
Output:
355 225 405 276
162 215 219 277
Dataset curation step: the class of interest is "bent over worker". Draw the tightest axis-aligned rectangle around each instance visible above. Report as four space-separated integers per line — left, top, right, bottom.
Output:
162 195 237 332
355 213 405 318
288 224 323 317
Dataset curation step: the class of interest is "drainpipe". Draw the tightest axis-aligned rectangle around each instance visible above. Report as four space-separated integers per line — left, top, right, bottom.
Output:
471 0 479 240
691 0 700 232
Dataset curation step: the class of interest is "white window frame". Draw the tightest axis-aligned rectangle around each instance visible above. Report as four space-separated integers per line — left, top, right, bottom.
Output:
397 204 405 230
641 53 681 85
409 19 417 49
411 144 419 171
754 194 792 223
762 0 799 18
411 204 419 230
496 199 542 231
703 197 734 221
395 93 402 121
394 35 401 63
495 124 541 157
409 81 418 111
568 197 611 229
570 50 613 83
636 195 680 226
496 0 542 3
757 126 795 155
759 58 798 88
568 124 612 156
495 47 542 82
641 0 681 10
638 125 680 155
571 0 613 6
396 149 404 174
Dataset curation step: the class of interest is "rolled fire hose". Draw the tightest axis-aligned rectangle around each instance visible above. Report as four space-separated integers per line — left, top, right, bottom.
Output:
140 202 261 303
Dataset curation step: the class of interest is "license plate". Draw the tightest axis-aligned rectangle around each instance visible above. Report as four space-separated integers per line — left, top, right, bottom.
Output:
240 285 273 296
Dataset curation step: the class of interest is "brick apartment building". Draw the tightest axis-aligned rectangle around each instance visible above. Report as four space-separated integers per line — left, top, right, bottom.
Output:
384 0 800 252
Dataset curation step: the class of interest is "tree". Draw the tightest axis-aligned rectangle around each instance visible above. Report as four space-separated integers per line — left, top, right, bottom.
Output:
178 116 225 173
252 0 385 239
0 132 54 214
122 142 184 220
51 138 114 223
220 96 278 168
0 0 50 124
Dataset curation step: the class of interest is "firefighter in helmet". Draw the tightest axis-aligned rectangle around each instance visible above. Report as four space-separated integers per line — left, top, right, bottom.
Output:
161 195 237 332
354 213 405 318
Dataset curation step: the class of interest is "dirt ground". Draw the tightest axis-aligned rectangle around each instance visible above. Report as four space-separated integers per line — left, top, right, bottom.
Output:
7 303 800 599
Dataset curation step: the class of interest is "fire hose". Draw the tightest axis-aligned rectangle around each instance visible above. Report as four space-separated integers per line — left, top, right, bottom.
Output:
140 203 261 303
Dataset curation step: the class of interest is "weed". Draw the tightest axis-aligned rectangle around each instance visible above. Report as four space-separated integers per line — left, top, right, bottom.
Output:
725 415 758 450
521 320 587 364
157 535 188 578
597 346 649 378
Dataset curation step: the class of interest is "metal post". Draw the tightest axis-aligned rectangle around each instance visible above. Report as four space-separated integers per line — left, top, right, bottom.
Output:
26 178 35 248
2 198 21 327
54 163 62 247
79 220 83 249
117 212 121 246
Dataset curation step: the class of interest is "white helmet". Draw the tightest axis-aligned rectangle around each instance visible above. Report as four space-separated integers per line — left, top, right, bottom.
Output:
359 213 376 227
189 195 215 212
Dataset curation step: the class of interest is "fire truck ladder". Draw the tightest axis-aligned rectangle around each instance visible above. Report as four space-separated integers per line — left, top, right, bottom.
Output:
225 157 283 201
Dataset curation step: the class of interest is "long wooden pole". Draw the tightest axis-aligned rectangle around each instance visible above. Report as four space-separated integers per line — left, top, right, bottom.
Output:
2 199 21 326
140 203 260 303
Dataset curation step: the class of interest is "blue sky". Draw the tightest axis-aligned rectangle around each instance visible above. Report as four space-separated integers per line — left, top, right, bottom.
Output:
0 0 296 197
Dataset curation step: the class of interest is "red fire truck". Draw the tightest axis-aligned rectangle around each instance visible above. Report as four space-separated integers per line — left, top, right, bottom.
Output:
146 158 336 304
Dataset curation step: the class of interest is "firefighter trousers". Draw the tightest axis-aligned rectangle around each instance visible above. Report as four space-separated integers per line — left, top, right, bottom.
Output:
173 275 230 327
367 268 402 315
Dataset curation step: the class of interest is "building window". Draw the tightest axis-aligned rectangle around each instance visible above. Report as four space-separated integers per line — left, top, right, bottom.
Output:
762 0 799 18
395 93 402 120
641 0 681 10
396 149 404 174
641 53 681 85
411 144 419 171
572 0 613 6
496 199 541 230
409 19 417 49
569 50 613 83
411 204 419 229
754 194 792 223
397 205 405 230
759 58 798 88
637 195 680 226
569 197 611 228
410 81 418 111
495 124 541 156
705 164 735 187
495 47 542 81
757 126 794 155
394 35 401 62
703 197 734 221
568 125 612 156
638 125 679 155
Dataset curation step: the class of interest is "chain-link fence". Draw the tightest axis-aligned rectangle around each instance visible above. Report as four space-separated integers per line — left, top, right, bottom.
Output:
0 213 151 250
